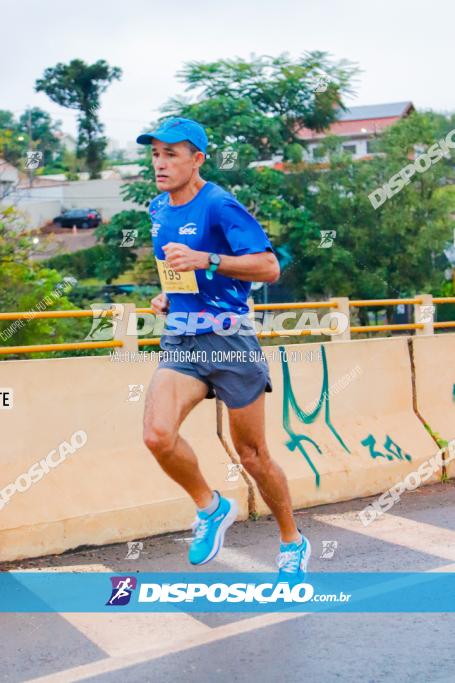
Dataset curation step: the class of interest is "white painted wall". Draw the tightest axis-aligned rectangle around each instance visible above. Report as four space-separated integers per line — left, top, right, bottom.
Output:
5 179 144 228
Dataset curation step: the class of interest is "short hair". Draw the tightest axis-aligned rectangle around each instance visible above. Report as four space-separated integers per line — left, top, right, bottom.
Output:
185 141 204 156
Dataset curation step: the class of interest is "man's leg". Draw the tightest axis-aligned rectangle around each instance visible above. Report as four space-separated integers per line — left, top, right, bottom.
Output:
143 368 213 509
228 392 301 543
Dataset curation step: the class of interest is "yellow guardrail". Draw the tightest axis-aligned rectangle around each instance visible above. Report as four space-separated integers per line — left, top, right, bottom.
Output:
0 310 115 321
434 321 455 328
350 323 424 333
0 297 454 356
0 341 123 355
433 297 455 304
253 301 335 311
350 298 422 306
138 338 161 347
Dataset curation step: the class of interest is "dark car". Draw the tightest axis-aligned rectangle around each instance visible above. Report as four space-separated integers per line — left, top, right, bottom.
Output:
53 208 102 229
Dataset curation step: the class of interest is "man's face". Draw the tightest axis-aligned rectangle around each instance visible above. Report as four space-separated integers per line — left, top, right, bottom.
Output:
151 139 203 191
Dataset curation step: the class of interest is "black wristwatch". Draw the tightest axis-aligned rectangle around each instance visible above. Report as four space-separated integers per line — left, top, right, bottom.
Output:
206 253 221 280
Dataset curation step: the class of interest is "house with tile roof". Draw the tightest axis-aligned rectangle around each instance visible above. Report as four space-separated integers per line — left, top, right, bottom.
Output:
298 101 415 162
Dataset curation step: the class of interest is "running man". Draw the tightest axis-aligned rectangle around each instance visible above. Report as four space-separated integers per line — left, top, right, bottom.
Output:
138 117 311 581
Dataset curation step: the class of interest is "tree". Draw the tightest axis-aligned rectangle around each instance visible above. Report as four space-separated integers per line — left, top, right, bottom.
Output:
35 59 122 178
18 107 62 166
94 210 155 283
0 108 63 170
162 52 357 179
282 112 455 320
0 110 28 166
123 51 357 235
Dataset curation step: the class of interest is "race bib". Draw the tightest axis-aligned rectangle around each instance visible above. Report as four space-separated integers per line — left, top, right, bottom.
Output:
155 258 199 294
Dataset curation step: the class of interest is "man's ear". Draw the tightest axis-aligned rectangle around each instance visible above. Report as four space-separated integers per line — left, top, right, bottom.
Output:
196 151 205 167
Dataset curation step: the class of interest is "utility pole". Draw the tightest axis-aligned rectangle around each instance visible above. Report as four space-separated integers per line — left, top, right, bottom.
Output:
27 106 33 189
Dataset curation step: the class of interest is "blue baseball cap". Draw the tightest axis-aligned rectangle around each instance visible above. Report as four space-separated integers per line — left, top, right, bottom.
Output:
136 117 208 153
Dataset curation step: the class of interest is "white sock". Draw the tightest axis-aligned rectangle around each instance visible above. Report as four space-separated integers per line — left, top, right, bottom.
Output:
281 532 303 546
198 490 220 515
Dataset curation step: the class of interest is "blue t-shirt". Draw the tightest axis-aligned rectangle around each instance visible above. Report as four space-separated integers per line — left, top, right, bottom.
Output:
149 180 273 334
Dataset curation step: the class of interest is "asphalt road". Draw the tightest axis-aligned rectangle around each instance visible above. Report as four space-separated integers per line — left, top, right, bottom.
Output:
1 481 455 683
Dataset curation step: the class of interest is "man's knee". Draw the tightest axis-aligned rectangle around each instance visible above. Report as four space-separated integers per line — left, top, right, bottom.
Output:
143 423 177 458
235 442 269 474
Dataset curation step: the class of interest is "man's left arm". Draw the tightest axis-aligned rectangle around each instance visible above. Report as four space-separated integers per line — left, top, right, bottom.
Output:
162 243 280 283
163 194 281 283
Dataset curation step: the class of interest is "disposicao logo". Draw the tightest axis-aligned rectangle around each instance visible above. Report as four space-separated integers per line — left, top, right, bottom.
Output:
137 582 315 603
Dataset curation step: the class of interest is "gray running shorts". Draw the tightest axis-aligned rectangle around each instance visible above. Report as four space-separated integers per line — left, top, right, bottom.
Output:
157 331 272 409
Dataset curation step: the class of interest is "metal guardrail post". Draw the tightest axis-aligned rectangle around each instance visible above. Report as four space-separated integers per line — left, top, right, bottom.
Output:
112 303 139 353
247 296 255 324
414 294 434 336
329 297 351 340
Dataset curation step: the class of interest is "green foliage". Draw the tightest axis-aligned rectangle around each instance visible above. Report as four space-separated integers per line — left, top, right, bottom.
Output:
169 52 357 135
0 124 28 167
129 252 159 285
423 422 449 449
95 210 152 247
43 210 159 287
43 243 132 285
47 148 84 179
121 158 158 206
44 245 110 280
0 206 79 357
162 52 357 181
19 108 62 166
279 113 454 303
94 210 158 283
0 107 62 169
434 278 455 324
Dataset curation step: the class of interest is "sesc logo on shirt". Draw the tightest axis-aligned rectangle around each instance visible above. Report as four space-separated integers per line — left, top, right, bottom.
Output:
151 223 160 237
179 222 197 236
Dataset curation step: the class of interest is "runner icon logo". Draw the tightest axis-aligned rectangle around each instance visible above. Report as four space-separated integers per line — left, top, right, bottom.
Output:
106 576 137 606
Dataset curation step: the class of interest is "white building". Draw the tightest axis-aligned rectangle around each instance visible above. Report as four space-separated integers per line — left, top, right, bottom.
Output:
0 158 20 199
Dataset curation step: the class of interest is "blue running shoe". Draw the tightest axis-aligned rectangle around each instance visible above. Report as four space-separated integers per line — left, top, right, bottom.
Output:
275 531 311 584
188 492 238 566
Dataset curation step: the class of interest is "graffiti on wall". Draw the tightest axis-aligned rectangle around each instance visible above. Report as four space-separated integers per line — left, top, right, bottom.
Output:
360 434 412 462
279 344 413 486
279 344 350 487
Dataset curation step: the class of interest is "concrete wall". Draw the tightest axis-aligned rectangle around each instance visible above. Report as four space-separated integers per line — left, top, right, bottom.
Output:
0 334 452 561
61 179 140 219
0 355 248 561
221 337 441 513
5 178 142 228
13 199 62 230
411 334 455 476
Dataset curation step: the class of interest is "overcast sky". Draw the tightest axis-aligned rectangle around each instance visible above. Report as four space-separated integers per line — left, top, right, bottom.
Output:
1 0 452 147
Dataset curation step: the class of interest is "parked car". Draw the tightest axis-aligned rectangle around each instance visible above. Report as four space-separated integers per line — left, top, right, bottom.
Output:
53 209 102 229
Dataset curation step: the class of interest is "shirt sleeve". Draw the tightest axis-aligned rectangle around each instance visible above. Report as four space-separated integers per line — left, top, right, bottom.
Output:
214 195 274 256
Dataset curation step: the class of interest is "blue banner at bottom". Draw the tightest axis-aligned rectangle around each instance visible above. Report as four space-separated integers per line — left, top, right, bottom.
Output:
1 572 454 612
